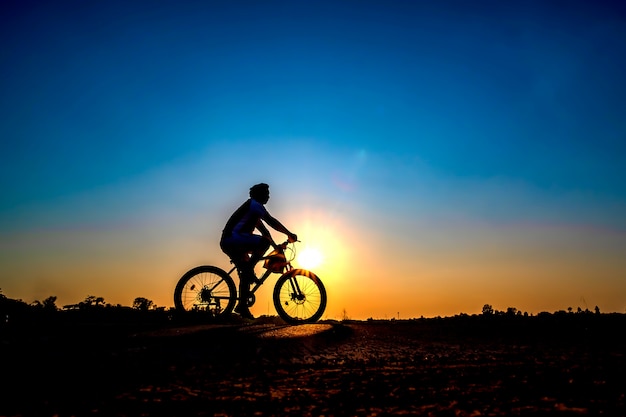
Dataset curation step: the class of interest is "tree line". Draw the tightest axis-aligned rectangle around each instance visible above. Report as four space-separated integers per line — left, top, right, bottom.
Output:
0 288 165 317
480 303 603 317
0 288 618 323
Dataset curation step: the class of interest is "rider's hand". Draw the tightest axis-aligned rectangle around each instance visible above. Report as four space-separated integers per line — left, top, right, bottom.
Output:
288 233 298 243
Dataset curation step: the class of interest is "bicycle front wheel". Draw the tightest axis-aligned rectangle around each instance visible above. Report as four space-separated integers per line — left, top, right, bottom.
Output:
174 265 236 317
273 269 327 324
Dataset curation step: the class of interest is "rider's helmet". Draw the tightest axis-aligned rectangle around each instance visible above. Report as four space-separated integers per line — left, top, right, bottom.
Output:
264 249 287 273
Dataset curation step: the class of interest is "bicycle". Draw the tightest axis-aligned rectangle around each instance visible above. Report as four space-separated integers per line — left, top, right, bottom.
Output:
173 240 327 324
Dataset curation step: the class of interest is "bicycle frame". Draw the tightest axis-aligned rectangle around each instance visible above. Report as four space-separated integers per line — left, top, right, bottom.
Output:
226 264 274 296
174 239 327 323
226 242 294 298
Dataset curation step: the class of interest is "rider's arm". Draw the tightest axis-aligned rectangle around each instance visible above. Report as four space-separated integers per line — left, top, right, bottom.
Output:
263 213 297 242
256 221 277 247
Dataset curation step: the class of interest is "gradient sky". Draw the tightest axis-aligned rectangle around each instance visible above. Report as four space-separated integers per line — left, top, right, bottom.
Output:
1 0 625 319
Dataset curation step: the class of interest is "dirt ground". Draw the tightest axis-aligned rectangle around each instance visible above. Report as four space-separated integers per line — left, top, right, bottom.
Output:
1 315 625 416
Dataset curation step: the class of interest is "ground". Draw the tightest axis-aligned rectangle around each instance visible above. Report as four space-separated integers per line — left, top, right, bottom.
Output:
1 313 625 416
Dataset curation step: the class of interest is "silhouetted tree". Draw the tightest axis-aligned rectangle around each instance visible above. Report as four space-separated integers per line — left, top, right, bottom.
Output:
0 294 29 321
79 295 105 309
482 304 494 316
506 307 517 316
132 297 154 311
31 296 58 312
42 296 58 311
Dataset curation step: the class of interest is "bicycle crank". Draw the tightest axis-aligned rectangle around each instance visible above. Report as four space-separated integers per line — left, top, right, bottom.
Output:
246 293 256 307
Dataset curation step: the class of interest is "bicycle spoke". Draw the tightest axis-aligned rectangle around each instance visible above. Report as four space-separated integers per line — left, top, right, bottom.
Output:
273 270 327 324
174 266 236 316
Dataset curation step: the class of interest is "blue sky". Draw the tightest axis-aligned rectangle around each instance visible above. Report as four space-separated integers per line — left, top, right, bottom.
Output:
1 1 625 317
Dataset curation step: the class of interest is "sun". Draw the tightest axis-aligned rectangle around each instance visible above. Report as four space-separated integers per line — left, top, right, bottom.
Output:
297 247 324 270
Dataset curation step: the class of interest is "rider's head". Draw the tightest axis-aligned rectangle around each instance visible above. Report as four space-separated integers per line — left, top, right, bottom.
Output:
250 183 270 204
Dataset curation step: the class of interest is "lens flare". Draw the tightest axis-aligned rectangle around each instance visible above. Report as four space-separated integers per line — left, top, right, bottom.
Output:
297 247 324 269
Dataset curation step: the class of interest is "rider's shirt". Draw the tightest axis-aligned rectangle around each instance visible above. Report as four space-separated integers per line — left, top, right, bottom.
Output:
222 198 267 238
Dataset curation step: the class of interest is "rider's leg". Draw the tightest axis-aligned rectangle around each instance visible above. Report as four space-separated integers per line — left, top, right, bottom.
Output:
220 240 253 317
235 236 271 283
236 279 254 319
220 234 270 319
230 255 254 319
247 237 271 271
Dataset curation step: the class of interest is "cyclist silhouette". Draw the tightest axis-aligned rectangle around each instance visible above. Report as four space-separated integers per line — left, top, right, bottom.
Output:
220 183 297 319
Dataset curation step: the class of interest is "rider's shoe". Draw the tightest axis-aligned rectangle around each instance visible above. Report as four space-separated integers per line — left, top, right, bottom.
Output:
234 304 255 320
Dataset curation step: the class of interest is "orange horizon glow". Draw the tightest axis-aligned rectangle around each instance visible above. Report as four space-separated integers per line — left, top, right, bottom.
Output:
2 176 626 321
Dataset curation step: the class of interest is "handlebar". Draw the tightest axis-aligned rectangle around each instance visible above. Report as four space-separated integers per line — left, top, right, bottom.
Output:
277 239 300 250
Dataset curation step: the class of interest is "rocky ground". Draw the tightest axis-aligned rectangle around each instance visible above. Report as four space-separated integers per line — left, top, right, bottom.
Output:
1 314 625 416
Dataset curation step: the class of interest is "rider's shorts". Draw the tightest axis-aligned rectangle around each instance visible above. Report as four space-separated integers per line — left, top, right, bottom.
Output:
220 232 263 257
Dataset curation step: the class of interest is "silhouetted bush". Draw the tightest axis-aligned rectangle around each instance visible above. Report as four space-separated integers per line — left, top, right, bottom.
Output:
132 297 154 311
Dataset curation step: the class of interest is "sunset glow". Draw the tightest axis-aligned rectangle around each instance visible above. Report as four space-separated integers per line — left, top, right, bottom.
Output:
297 247 324 270
1 2 626 320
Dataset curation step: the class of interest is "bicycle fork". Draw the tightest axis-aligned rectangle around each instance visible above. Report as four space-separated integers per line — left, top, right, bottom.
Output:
287 275 305 302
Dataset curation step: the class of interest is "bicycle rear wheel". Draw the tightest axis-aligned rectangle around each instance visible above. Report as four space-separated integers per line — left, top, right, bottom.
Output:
174 265 236 317
273 269 327 324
